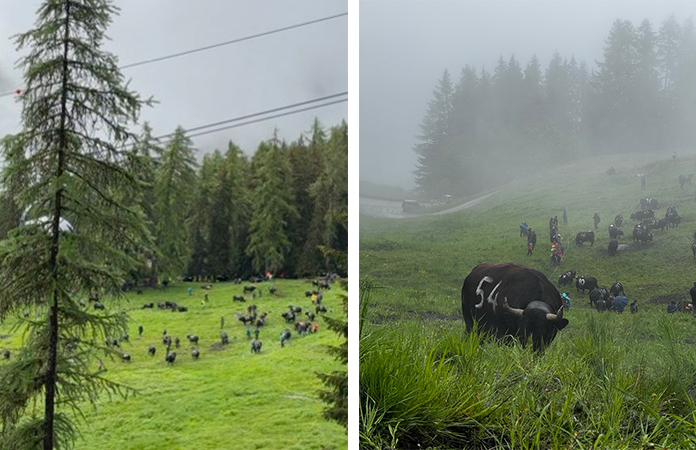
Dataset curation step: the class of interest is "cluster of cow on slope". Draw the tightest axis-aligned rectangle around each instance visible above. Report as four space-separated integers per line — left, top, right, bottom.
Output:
0 278 335 367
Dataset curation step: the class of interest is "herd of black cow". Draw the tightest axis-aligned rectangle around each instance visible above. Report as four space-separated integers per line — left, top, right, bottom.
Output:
461 191 696 352
1 277 335 364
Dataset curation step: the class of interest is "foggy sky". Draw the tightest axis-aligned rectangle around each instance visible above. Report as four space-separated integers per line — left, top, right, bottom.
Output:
360 0 696 190
0 0 347 157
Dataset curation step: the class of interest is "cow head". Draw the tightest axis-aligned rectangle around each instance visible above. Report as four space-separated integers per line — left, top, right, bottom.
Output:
502 297 569 351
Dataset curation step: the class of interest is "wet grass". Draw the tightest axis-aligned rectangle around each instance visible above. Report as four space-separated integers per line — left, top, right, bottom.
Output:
0 280 346 450
360 153 696 448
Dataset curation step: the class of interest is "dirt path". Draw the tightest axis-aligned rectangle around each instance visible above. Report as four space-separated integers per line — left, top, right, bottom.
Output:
359 190 501 219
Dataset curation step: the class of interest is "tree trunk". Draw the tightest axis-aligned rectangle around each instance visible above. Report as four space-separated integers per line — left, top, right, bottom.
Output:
44 1 70 448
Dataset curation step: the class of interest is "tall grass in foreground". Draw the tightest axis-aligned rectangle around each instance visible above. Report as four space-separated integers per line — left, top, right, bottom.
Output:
360 302 696 449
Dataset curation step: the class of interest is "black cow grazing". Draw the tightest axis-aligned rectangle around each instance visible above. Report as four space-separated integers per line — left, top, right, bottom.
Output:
247 304 257 314
269 286 277 294
142 302 154 309
148 345 156 356
558 271 576 288
575 231 595 246
576 276 599 294
461 263 568 352
589 287 609 308
304 290 314 297
121 334 129 343
306 311 315 321
609 226 624 239
138 325 143 336
632 225 653 244
177 306 188 312
608 238 619 256
251 340 262 353
121 353 131 362
630 301 638 314
186 335 199 345
93 303 105 310
220 331 229 345
318 280 331 290
192 349 200 359
631 209 655 221
610 281 625 297
162 335 171 346
614 214 624 227
165 352 177 365
233 295 245 302
665 206 678 219
243 285 256 293
316 304 327 314
157 302 166 309
290 306 302 314
281 311 296 323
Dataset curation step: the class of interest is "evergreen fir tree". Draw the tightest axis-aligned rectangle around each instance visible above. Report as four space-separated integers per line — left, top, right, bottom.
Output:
0 1 150 448
413 69 453 197
153 126 197 280
0 134 26 239
225 142 252 277
246 136 298 275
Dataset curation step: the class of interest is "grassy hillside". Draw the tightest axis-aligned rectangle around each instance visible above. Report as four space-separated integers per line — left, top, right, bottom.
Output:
0 280 346 450
360 153 696 449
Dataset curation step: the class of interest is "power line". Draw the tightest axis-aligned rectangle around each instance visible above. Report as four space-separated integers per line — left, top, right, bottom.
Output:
120 12 347 70
154 91 347 142
157 97 347 145
2 12 347 99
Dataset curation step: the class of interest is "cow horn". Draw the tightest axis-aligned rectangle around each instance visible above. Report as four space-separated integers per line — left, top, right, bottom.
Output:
502 297 524 317
546 305 564 321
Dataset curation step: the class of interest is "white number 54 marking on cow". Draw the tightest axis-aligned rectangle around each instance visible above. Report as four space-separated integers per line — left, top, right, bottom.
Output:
475 277 503 311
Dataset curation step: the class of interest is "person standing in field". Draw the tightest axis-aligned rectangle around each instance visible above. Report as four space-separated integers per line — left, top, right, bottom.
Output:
563 208 567 224
593 213 601 229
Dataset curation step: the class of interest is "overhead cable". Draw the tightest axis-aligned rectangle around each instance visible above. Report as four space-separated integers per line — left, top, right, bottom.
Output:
120 12 347 69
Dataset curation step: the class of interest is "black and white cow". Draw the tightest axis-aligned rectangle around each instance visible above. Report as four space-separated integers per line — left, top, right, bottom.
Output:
632 224 653 244
609 226 624 239
640 198 659 210
575 231 595 246
461 263 568 352
614 214 624 227
589 287 609 308
576 276 599 294
631 209 654 221
610 281 625 297
558 270 576 288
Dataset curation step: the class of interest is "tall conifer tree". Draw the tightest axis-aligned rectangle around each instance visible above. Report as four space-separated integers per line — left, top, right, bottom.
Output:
153 126 197 280
0 1 149 447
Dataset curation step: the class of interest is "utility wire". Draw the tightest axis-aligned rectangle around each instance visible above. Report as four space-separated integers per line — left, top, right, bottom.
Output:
153 91 347 142
1 12 347 98
156 97 347 145
120 12 347 69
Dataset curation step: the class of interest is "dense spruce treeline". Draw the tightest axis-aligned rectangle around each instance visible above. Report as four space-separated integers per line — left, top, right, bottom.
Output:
415 14 696 198
0 120 348 285
123 118 347 284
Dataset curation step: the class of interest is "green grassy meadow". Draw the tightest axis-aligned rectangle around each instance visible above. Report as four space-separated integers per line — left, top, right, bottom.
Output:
0 280 346 450
360 153 696 449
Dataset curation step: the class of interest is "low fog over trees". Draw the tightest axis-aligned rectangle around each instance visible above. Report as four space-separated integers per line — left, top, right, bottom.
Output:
414 14 696 198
